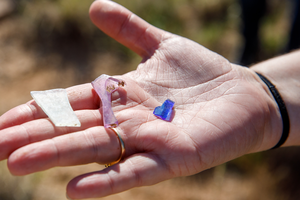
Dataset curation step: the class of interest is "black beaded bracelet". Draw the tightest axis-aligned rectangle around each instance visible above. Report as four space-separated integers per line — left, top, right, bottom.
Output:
256 72 290 149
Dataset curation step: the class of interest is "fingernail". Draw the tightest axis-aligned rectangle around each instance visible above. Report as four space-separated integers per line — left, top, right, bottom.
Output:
66 193 73 200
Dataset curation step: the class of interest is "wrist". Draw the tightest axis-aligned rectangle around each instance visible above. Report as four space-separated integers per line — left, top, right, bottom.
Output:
248 69 283 152
251 50 300 147
255 72 289 149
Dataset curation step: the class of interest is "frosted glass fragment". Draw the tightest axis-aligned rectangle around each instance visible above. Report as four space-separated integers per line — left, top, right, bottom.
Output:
31 89 81 127
92 74 126 128
153 99 175 121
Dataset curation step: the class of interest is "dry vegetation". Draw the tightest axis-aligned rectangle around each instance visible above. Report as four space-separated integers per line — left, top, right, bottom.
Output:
0 0 300 199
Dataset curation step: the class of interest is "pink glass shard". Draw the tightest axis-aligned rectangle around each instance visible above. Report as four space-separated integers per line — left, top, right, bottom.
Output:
92 74 126 128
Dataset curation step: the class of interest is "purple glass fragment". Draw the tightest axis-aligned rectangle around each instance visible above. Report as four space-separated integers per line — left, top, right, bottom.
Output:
92 74 126 128
153 99 175 121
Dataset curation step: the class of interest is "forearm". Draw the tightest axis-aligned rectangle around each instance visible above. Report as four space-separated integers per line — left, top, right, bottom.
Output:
251 50 300 147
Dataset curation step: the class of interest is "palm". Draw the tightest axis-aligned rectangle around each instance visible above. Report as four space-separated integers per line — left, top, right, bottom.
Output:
0 1 273 199
118 34 264 178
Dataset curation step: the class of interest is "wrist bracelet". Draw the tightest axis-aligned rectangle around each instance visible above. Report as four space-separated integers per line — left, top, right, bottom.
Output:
256 72 290 149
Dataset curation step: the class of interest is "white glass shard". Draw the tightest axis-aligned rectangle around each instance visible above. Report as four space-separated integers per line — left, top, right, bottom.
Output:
30 89 81 127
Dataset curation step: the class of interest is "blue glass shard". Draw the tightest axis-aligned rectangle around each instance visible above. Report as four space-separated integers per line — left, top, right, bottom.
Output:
153 99 175 121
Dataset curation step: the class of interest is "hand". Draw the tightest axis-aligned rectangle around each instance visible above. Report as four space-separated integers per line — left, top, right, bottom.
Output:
0 0 282 199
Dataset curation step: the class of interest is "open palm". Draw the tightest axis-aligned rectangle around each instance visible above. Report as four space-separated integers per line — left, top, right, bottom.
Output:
0 1 281 199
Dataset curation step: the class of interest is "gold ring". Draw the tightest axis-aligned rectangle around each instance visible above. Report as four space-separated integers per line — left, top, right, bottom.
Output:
105 127 125 167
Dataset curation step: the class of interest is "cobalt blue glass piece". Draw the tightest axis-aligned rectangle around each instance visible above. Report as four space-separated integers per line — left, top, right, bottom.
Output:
153 99 175 121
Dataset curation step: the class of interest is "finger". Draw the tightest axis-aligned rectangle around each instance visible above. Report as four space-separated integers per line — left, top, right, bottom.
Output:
67 83 100 111
0 83 99 130
66 153 171 199
7 126 121 175
89 0 167 58
0 109 102 161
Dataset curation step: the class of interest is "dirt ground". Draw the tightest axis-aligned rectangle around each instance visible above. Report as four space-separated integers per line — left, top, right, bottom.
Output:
1 148 300 200
1 1 300 200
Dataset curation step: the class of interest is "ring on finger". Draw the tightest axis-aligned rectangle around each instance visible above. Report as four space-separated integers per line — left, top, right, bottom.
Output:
105 127 125 167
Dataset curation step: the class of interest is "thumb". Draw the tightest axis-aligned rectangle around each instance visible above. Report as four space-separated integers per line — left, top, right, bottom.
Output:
89 0 167 58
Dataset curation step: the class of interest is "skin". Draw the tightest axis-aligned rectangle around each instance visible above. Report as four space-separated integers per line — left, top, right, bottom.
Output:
0 0 300 199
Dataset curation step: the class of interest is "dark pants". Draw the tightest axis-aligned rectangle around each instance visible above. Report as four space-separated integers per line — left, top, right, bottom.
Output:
239 0 300 66
287 0 300 51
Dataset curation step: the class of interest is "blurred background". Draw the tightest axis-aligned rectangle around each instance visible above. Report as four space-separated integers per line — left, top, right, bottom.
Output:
0 0 300 199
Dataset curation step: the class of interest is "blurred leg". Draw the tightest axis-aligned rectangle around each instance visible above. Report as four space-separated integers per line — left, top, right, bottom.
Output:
286 0 300 52
239 0 267 66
